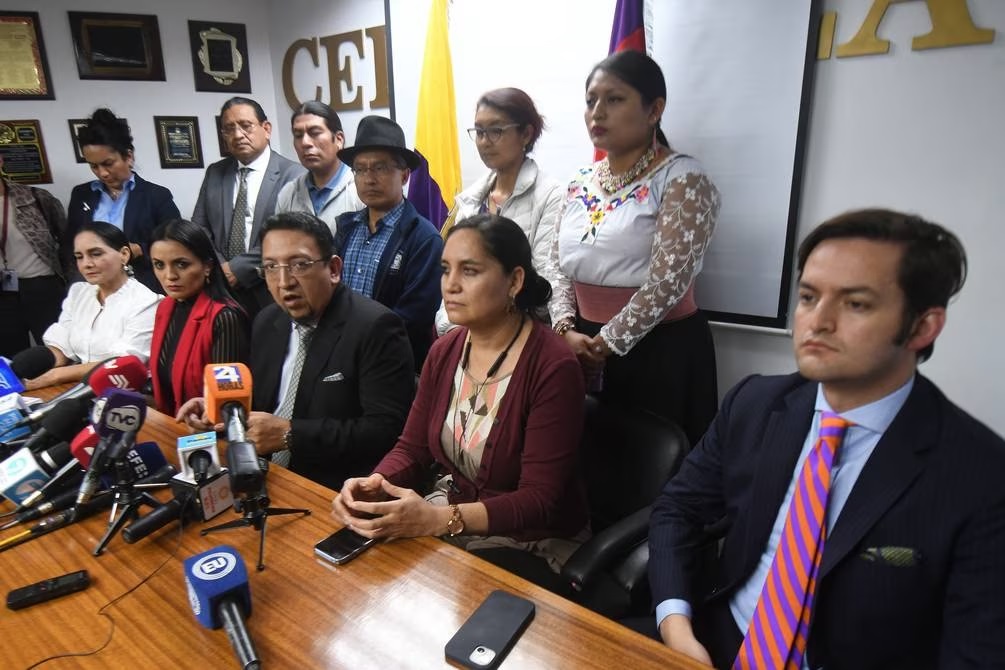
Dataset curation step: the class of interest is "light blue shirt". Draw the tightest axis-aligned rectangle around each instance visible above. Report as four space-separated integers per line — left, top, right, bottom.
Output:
656 377 915 663
341 199 406 298
90 173 136 229
307 163 347 215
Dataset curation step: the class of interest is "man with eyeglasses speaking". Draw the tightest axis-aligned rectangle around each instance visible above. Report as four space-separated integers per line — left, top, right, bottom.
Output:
192 97 304 318
177 211 414 491
334 115 443 370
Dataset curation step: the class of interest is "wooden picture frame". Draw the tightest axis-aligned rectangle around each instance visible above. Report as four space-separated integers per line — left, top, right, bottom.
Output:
0 120 52 184
0 12 55 100
188 20 252 93
154 116 204 169
68 12 165 81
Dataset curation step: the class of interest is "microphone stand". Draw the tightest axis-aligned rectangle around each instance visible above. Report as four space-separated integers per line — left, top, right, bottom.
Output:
201 458 310 571
92 436 169 556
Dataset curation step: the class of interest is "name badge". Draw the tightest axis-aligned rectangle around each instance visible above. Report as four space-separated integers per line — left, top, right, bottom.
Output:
1 269 19 292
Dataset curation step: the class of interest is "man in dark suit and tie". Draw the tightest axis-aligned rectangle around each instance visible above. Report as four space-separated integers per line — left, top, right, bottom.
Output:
191 97 304 316
649 209 1005 669
178 211 415 491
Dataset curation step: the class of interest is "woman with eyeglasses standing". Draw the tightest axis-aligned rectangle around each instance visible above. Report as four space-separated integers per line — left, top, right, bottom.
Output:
546 51 722 446
436 88 561 335
148 219 249 415
66 108 181 293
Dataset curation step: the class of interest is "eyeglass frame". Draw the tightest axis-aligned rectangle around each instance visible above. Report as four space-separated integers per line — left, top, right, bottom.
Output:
255 258 327 279
220 120 262 137
466 124 521 143
351 160 408 178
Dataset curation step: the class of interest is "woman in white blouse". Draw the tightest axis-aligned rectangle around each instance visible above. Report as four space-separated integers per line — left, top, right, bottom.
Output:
546 51 722 445
436 88 561 335
23 221 160 390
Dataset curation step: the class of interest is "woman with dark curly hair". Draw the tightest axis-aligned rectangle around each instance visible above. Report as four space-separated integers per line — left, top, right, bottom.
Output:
67 108 181 292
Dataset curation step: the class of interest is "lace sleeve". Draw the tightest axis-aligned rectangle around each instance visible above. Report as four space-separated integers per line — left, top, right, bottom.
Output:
210 307 251 363
544 197 577 325
599 169 720 355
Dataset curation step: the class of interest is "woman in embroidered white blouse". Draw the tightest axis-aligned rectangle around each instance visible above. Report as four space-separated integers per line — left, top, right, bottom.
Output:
546 51 722 445
23 221 160 390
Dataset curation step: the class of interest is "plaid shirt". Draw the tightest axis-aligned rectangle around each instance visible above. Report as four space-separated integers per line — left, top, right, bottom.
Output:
341 199 407 298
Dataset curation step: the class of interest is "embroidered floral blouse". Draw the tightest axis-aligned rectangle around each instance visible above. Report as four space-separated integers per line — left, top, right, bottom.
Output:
546 152 721 356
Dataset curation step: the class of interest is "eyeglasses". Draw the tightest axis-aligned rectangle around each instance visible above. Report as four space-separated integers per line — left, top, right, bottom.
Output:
256 259 325 278
351 162 405 178
220 120 260 136
466 124 520 143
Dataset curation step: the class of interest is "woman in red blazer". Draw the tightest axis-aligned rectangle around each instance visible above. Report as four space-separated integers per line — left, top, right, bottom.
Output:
149 219 249 415
333 214 588 592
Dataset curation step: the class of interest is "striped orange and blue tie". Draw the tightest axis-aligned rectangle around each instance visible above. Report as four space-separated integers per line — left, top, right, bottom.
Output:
733 411 852 670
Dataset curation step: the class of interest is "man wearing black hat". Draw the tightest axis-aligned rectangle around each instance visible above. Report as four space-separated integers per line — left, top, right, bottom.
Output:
334 115 443 369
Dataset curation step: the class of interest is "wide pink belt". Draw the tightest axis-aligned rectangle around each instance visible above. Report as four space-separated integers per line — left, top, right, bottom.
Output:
573 282 697 324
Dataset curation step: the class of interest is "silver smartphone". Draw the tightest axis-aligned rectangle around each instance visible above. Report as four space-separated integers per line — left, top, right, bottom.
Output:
314 527 377 565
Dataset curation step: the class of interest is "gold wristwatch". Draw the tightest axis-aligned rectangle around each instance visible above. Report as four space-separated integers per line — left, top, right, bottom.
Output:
446 504 465 537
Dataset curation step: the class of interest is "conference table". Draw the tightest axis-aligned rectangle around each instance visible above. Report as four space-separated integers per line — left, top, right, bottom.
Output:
0 387 703 669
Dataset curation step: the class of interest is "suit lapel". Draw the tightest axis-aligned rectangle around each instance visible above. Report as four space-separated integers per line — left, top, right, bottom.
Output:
819 379 937 577
122 175 144 241
739 383 816 578
220 161 237 244
293 287 348 415
256 310 290 411
249 154 280 248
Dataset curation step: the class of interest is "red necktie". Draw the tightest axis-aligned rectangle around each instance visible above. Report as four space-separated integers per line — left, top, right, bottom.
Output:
734 411 853 669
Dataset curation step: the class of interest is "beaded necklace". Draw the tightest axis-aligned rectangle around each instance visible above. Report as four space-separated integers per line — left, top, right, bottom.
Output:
595 147 656 193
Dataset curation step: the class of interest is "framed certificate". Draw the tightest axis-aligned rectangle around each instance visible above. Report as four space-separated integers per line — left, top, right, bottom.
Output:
154 116 204 169
68 12 165 81
188 20 252 93
0 120 52 184
0 12 55 100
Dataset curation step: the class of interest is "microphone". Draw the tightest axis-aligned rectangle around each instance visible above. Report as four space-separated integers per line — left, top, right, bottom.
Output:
0 441 73 505
14 355 148 430
122 433 233 544
0 392 32 446
204 364 262 494
183 545 261 670
9 346 56 381
0 357 26 397
21 395 91 453
14 426 99 511
75 389 147 506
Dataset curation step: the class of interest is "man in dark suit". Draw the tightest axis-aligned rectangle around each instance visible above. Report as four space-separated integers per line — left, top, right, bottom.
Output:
649 209 1005 669
191 97 304 316
178 211 415 491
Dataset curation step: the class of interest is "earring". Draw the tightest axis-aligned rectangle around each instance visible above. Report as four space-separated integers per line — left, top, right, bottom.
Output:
506 294 517 314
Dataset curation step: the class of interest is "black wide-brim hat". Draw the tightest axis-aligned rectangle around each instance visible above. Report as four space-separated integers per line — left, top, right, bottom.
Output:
337 115 421 171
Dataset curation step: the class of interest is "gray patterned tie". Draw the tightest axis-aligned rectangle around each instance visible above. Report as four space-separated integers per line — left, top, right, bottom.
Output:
226 167 251 259
271 323 315 468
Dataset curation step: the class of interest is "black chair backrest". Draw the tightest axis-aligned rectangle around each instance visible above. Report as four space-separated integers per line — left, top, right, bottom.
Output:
580 395 689 532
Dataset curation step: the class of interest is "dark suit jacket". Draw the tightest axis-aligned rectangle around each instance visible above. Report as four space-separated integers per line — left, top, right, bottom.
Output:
649 373 1005 670
66 173 181 292
250 284 415 491
191 150 304 290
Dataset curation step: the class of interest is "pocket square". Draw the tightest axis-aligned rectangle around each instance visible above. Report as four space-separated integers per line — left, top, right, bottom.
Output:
321 372 344 382
859 546 922 567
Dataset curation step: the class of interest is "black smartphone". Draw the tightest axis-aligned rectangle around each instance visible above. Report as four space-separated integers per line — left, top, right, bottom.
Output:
314 527 377 565
445 590 535 669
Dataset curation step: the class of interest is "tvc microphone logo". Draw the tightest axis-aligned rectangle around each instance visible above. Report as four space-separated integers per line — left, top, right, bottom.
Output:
106 405 141 431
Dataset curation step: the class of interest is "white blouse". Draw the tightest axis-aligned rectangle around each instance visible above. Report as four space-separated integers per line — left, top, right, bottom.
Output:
43 278 161 364
546 152 720 356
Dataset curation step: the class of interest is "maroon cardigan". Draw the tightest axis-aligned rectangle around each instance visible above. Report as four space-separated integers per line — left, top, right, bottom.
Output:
150 291 227 416
374 320 588 540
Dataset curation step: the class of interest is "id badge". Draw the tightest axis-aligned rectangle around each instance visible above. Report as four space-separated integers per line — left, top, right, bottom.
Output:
1 269 18 292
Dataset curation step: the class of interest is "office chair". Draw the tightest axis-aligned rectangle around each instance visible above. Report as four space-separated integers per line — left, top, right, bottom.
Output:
561 394 690 619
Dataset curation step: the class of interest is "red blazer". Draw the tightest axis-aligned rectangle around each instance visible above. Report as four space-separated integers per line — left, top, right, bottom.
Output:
375 321 588 541
150 291 227 416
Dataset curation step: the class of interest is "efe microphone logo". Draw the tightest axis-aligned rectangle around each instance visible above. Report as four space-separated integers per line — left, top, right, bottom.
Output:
106 406 141 431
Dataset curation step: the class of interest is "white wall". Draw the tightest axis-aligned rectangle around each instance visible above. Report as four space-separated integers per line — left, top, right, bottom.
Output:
0 0 278 216
714 0 1005 435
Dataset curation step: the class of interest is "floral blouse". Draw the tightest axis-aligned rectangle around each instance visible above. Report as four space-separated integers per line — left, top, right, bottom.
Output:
546 152 721 356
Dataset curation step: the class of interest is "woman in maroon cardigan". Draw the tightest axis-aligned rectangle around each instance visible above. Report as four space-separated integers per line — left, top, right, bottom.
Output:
149 219 249 415
333 213 588 589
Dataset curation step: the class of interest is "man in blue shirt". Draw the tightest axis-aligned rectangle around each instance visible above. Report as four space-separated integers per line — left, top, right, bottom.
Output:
649 208 1005 669
334 116 442 370
275 101 362 235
